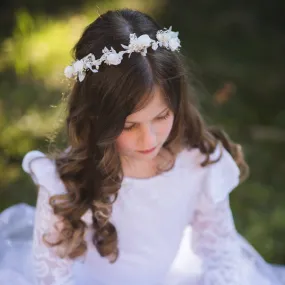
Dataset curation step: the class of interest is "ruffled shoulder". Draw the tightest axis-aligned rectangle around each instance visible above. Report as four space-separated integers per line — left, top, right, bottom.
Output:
201 143 240 203
22 150 67 195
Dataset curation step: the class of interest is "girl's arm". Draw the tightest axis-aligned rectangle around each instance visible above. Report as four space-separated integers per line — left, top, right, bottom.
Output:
191 147 242 285
23 151 75 285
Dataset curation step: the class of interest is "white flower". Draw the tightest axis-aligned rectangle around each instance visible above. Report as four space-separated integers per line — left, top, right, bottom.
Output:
103 47 122 66
168 29 179 39
168 37 181 51
63 26 181 82
124 34 153 55
82 53 99 72
82 53 96 64
105 52 122 65
156 27 180 50
85 62 99 73
156 33 167 43
136 34 152 48
151 41 158 50
156 30 171 45
78 71 86 82
73 60 84 73
64 65 75 78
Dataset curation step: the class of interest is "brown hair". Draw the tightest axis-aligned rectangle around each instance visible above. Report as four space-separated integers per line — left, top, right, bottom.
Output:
45 8 249 262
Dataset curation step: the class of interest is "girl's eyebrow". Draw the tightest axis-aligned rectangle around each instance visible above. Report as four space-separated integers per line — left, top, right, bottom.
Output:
126 107 169 124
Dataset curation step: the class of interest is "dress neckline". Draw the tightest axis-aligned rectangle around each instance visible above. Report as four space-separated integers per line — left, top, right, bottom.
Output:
122 148 188 184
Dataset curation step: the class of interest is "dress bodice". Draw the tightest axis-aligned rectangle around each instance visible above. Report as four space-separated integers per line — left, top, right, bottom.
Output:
22 145 241 285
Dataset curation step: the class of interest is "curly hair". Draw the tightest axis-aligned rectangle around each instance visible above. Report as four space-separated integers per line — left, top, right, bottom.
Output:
44 8 249 263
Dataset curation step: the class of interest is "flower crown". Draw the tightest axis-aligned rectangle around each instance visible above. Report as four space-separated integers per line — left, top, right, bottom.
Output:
64 26 181 82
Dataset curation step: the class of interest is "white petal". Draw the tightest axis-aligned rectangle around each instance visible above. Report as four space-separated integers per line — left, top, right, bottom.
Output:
156 33 163 42
137 34 152 47
64 65 74 78
106 53 121 65
121 44 129 49
152 42 158 50
78 71 86 82
168 38 181 51
73 60 84 73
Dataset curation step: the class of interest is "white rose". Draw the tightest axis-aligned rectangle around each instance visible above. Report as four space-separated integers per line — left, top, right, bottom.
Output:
157 32 170 44
152 42 158 50
136 34 152 48
168 38 181 51
64 65 74 78
73 60 84 73
169 31 178 39
106 53 121 65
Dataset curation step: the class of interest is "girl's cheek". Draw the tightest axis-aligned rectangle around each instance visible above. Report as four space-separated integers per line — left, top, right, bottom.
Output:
116 132 135 152
160 116 174 135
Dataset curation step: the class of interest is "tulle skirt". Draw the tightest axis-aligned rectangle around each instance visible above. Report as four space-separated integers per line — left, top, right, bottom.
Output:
0 203 285 285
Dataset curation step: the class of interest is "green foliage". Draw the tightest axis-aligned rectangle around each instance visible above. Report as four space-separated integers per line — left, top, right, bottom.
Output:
161 0 285 263
0 0 284 264
0 0 167 214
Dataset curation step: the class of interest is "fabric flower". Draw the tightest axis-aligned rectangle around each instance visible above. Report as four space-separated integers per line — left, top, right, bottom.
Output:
64 65 74 79
156 29 172 46
103 47 122 65
73 60 84 73
156 27 180 51
136 34 152 49
168 37 181 51
83 53 99 72
151 42 158 50
78 71 86 82
105 53 121 65
122 33 153 56
63 26 181 81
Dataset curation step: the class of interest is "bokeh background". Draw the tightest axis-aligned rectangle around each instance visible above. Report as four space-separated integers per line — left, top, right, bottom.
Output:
0 0 284 264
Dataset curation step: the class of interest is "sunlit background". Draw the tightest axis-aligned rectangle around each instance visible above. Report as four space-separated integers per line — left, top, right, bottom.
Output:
0 0 284 264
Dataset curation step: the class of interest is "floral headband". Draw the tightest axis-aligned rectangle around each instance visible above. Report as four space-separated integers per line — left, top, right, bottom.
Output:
64 26 181 82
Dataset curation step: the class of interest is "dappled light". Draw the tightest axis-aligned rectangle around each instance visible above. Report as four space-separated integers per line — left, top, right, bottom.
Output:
0 0 284 265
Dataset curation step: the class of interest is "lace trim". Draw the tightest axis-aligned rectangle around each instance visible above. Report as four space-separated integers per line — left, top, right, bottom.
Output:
32 185 75 285
191 195 241 285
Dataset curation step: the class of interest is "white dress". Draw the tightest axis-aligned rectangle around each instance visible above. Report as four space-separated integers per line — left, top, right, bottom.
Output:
0 146 284 285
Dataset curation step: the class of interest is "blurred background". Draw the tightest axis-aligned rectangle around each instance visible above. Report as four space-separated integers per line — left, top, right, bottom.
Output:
0 0 284 264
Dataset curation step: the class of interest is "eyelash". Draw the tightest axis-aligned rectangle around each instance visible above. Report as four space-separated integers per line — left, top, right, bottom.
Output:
123 111 171 132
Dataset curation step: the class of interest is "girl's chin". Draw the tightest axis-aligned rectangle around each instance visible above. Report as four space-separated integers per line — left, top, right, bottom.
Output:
135 147 161 160
120 145 162 161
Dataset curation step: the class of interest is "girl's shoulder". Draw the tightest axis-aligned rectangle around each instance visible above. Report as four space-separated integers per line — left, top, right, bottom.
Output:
22 150 67 195
180 143 240 203
179 143 237 170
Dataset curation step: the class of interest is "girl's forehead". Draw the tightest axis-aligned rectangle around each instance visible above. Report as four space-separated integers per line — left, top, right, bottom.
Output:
126 88 168 122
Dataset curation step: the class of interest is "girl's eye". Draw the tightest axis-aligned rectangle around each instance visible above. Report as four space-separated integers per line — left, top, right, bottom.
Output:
123 124 136 132
156 111 170 121
123 111 171 132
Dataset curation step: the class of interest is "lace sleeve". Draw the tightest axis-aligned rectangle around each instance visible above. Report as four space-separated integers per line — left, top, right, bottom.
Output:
190 146 242 285
22 151 75 285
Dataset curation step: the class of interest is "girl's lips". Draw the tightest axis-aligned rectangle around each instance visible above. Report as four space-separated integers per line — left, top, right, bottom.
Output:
137 146 157 154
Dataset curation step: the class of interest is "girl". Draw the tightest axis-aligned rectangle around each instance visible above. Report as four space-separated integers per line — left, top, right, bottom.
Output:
0 8 284 285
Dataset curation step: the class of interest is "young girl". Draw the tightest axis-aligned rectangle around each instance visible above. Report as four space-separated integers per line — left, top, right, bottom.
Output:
0 8 284 285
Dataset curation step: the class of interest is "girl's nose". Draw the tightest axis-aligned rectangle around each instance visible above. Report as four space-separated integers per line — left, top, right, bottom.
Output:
140 124 157 149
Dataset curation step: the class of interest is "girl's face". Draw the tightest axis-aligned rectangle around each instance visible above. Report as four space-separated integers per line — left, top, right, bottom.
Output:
116 87 174 162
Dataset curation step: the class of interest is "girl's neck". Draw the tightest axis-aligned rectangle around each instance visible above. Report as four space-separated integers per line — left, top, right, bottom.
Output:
121 156 158 179
120 147 178 179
